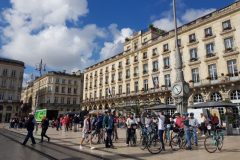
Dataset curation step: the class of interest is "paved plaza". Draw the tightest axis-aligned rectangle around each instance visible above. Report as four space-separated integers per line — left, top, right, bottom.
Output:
0 124 240 160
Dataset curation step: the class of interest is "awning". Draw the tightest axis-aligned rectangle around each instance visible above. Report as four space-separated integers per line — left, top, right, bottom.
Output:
145 104 176 110
188 101 239 109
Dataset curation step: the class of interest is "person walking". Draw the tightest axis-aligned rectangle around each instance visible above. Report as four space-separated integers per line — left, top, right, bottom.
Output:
103 110 114 148
79 114 94 150
40 117 50 143
22 114 36 145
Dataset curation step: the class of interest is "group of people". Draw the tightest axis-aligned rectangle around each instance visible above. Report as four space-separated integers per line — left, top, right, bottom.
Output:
22 114 50 145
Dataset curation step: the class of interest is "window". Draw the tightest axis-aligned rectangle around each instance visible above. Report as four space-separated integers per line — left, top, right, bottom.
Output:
11 70 16 77
111 74 115 82
90 82 92 88
105 88 109 97
224 37 234 51
105 76 109 84
68 87 72 94
54 97 58 103
191 68 200 83
134 81 138 93
62 79 65 84
94 80 97 87
190 48 198 61
230 90 240 100
189 33 196 43
193 94 204 103
143 79 148 91
134 67 138 77
6 106 12 111
152 76 159 88
126 59 130 65
99 89 102 98
204 27 212 37
126 83 130 95
48 86 52 92
74 88 77 94
126 69 130 79
118 72 122 81
61 97 65 104
105 67 109 73
166 97 174 104
163 57 170 69
164 74 171 87
134 42 138 50
2 69 8 76
227 59 238 77
163 44 169 52
222 20 231 31
56 78 60 83
74 80 77 85
1 79 6 87
118 85 122 94
152 48 158 56
143 63 148 74
55 86 59 93
100 69 103 74
134 55 138 62
95 71 98 76
73 98 77 104
208 64 218 80
0 93 4 100
62 87 65 93
210 92 222 101
118 61 122 68
206 43 215 56
143 52 148 59
67 97 71 104
112 87 115 96
0 105 2 110
152 61 158 72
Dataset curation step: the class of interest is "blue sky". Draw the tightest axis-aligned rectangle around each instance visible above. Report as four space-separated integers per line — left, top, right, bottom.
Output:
0 0 236 85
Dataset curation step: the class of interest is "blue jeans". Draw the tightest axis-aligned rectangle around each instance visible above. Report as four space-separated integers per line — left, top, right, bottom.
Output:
185 128 191 148
158 130 165 149
192 128 198 145
23 130 36 145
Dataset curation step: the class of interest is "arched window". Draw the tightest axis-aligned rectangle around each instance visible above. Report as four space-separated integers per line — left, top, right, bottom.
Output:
6 106 12 111
193 94 204 103
230 90 240 100
0 105 3 111
210 92 222 101
166 97 174 104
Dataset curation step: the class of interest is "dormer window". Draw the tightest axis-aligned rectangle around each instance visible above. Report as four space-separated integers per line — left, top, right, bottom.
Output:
204 27 213 37
163 44 169 52
222 20 232 31
189 34 196 43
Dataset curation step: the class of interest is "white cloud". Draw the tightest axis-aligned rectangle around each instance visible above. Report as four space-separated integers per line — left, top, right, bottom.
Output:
181 8 216 23
99 24 133 60
152 8 215 31
0 0 106 71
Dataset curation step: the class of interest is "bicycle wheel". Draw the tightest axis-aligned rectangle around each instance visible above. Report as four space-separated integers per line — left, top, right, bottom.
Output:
139 135 148 150
170 135 182 151
217 135 224 151
147 135 162 154
204 135 218 153
91 133 99 144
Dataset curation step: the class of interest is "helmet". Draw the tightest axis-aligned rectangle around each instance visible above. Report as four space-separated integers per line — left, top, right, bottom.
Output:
190 112 194 116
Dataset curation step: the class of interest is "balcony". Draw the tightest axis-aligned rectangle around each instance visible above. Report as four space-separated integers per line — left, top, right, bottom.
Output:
189 39 196 43
152 68 159 72
105 70 109 73
112 67 115 71
134 58 138 63
142 42 148 46
162 49 171 55
126 62 130 66
118 65 123 69
105 81 109 85
143 70 148 75
190 58 198 62
118 78 122 82
99 83 102 86
163 65 170 69
205 53 219 62
143 55 148 59
111 80 115 83
202 34 216 41
134 73 138 77
126 75 130 79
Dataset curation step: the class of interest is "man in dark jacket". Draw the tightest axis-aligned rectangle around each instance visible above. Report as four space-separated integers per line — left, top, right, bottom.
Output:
40 117 50 142
22 114 36 145
103 110 114 148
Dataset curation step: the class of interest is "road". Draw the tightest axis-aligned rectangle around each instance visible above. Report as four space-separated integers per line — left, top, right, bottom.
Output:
0 128 107 160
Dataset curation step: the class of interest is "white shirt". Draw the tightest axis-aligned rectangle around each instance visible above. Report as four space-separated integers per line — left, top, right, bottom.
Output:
126 118 137 128
158 115 165 130
189 118 199 127
83 118 90 133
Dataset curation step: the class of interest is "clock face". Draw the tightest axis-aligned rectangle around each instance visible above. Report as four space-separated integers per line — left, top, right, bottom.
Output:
184 84 190 94
173 84 182 95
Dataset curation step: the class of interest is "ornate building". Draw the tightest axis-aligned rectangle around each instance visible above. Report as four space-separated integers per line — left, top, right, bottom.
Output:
21 71 84 115
83 1 240 116
0 58 24 122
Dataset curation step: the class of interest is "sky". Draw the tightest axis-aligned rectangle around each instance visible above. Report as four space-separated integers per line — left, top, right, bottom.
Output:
0 0 236 85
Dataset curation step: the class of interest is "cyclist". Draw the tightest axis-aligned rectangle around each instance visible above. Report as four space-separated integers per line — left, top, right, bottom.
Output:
189 112 199 146
153 111 166 151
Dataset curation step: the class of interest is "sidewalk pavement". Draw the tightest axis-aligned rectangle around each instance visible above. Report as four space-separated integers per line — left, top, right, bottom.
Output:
3 124 240 160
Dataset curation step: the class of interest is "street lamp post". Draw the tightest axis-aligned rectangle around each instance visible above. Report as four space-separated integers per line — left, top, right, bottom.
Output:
34 59 46 112
171 0 190 114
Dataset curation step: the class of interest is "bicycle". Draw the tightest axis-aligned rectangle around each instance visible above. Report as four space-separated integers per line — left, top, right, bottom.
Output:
204 124 224 153
147 124 162 154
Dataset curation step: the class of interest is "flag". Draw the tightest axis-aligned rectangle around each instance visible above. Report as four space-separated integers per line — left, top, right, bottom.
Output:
108 88 112 96
152 75 159 88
